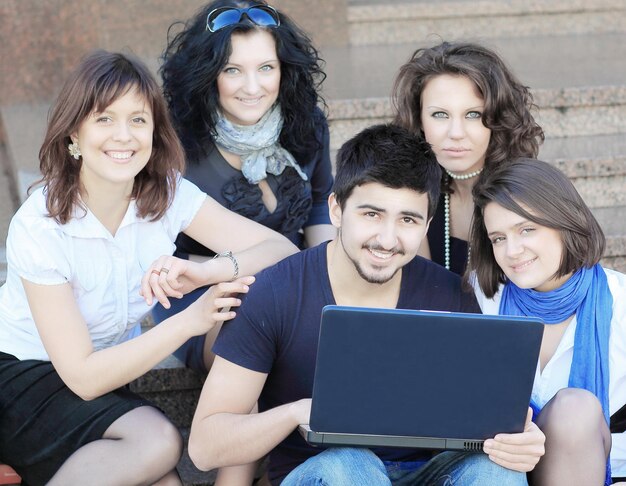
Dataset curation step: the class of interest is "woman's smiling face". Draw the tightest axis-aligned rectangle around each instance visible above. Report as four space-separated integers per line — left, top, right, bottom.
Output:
73 88 153 192
483 202 572 292
217 29 281 126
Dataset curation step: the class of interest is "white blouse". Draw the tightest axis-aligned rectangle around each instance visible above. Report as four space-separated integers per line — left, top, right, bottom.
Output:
474 268 626 477
0 177 206 361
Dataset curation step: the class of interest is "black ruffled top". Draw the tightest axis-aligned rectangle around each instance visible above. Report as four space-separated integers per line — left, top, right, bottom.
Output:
175 111 333 255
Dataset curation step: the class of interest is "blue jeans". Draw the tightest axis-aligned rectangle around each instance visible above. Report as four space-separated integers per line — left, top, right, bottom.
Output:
281 448 527 486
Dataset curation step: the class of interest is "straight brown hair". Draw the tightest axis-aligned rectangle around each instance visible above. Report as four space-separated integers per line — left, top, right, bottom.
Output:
468 158 605 298
38 50 184 224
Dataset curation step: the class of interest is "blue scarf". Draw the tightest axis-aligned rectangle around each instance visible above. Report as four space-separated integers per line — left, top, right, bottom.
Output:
499 264 613 485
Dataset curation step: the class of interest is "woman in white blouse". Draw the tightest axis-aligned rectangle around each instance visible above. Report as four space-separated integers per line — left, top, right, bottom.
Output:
468 158 626 485
0 50 297 485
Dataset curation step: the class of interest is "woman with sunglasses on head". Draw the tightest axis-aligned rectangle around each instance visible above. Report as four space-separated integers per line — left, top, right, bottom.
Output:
393 41 544 275
153 0 335 376
468 158 626 485
0 50 297 486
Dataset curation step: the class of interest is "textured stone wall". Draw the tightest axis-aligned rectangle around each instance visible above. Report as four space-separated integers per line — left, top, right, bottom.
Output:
0 0 347 105
273 0 348 47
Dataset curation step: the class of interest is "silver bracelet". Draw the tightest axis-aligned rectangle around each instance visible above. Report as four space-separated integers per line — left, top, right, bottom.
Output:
212 250 239 281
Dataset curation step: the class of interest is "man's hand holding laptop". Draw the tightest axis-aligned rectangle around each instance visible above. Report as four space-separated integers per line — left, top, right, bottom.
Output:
483 408 545 472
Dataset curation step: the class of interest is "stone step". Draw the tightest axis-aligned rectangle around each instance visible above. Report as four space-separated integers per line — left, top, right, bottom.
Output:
539 134 626 209
322 32 626 103
347 0 626 46
1 103 48 180
129 335 205 428
594 206 626 274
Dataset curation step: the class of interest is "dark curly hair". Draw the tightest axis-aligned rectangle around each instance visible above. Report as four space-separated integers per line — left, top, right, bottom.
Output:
38 50 184 224
160 0 326 163
392 41 544 180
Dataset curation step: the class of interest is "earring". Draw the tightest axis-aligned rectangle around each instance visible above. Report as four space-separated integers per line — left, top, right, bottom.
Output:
68 142 81 160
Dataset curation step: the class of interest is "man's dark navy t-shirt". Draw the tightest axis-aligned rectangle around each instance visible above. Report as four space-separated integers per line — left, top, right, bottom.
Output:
213 242 481 484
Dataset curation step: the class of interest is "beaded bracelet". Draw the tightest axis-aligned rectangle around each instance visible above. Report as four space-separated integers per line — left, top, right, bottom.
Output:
212 250 239 281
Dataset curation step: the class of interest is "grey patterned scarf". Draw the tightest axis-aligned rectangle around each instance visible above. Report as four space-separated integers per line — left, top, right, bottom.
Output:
214 104 307 184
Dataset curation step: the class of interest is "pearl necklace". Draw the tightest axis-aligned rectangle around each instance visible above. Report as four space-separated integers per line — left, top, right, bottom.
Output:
443 169 482 270
444 167 483 180
444 191 452 270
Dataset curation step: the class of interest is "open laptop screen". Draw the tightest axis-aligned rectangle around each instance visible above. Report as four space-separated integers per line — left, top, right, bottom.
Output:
307 306 543 447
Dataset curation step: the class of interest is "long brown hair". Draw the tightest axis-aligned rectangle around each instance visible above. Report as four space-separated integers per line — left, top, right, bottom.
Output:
393 41 544 178
468 158 605 298
38 50 184 224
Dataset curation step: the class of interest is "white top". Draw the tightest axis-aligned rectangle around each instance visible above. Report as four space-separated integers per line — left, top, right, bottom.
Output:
474 267 626 477
0 177 206 361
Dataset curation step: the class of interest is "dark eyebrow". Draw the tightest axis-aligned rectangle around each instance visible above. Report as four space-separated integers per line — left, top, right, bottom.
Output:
356 204 425 221
94 108 150 116
487 219 531 238
401 211 425 221
356 204 385 212
425 104 484 111
224 59 278 67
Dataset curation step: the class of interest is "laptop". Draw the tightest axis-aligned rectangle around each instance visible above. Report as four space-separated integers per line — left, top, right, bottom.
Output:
299 305 544 452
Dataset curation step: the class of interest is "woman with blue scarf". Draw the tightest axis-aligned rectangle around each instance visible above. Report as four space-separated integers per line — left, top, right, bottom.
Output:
469 158 626 485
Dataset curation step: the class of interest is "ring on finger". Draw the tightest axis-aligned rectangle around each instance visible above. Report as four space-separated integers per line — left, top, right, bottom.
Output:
160 268 170 274
151 269 161 276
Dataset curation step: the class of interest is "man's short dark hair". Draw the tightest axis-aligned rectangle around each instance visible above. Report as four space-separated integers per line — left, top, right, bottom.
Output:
332 124 441 219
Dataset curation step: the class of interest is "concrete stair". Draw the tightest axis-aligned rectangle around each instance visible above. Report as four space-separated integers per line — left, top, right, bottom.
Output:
595 206 626 272
0 1 625 484
347 0 626 46
541 134 626 209
129 348 204 429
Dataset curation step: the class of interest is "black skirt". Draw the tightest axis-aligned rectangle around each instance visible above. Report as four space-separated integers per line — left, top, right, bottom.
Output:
0 351 151 486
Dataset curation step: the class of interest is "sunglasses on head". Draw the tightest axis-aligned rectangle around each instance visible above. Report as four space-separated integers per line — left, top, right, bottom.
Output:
206 5 280 32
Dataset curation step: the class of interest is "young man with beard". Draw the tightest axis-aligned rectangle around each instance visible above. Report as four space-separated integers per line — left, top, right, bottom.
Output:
187 125 545 485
